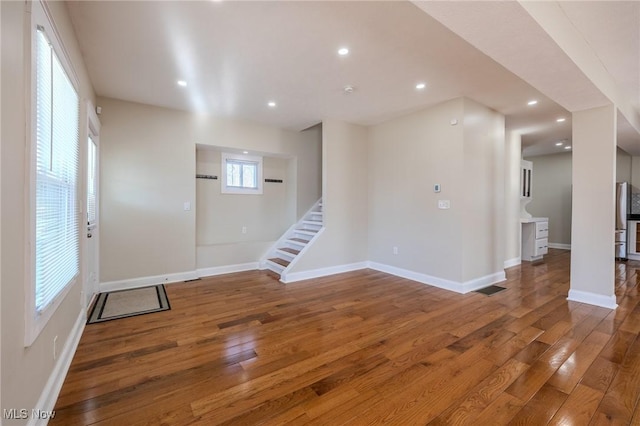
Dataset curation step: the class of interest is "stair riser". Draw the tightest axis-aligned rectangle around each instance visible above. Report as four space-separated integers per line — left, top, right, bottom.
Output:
275 250 296 261
285 241 307 250
294 230 316 237
266 263 284 275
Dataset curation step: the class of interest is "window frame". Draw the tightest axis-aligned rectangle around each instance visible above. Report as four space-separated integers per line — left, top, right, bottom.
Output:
221 152 263 195
25 1 82 346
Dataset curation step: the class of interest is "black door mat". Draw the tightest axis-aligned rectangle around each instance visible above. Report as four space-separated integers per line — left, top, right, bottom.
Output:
475 285 507 296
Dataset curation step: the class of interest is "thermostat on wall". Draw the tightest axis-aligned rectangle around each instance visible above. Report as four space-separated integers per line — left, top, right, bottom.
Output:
434 184 441 193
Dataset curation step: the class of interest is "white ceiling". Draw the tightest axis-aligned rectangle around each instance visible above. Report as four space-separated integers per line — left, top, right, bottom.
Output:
66 1 639 157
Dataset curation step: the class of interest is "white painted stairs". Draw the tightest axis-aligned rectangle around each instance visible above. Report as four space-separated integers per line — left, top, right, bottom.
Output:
261 199 323 281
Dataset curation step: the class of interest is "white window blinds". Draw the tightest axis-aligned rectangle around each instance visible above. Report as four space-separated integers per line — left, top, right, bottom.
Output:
35 27 80 312
87 137 97 225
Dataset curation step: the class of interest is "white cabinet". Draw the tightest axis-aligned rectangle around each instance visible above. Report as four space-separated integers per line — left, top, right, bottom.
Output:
629 220 640 260
522 218 548 261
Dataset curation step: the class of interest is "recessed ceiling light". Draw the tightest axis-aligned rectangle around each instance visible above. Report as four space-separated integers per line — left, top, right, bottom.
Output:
267 101 276 108
555 142 564 146
416 82 426 90
338 47 349 56
343 85 354 94
527 100 538 106
564 146 572 150
177 80 187 87
557 117 566 122
243 151 249 154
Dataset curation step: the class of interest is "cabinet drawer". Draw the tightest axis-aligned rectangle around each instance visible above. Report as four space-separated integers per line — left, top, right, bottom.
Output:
535 238 548 256
535 222 549 239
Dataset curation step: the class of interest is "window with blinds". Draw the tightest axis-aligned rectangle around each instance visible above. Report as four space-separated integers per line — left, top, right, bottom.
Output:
87 136 97 225
34 26 80 313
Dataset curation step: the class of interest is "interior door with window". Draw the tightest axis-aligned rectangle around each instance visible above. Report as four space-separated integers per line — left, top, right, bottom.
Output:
85 130 99 308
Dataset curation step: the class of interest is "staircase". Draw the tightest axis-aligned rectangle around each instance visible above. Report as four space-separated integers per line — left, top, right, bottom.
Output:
262 199 323 280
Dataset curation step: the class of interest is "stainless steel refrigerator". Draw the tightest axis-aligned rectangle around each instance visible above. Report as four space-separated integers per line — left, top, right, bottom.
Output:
616 182 628 259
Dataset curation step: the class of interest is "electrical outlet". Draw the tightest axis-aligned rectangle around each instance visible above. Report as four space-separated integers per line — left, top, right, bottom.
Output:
53 335 58 360
242 226 247 234
393 246 399 255
438 200 451 209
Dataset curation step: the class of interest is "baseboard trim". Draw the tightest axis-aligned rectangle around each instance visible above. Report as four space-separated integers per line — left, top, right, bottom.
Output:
368 262 505 294
368 261 464 293
29 310 86 426
99 270 199 293
281 261 368 283
549 243 571 250
197 262 259 278
567 289 617 309
504 257 521 269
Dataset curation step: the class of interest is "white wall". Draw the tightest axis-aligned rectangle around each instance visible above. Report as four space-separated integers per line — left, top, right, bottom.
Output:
193 116 322 220
570 104 617 306
366 98 506 287
98 97 322 282
504 131 522 265
524 152 573 246
196 148 295 269
367 98 465 282
617 147 631 184
1 0 95 416
461 98 505 282
631 157 640 194
98 98 197 283
524 147 630 248
287 120 369 274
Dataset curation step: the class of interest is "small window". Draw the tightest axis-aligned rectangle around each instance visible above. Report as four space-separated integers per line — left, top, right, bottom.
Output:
221 152 263 194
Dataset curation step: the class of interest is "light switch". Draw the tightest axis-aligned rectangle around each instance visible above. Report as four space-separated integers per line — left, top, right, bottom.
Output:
183 202 191 211
438 200 450 209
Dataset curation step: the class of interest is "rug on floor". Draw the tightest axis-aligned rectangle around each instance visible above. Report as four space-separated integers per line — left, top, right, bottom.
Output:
87 284 170 324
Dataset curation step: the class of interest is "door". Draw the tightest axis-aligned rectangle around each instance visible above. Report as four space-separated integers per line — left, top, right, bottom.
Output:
84 103 100 309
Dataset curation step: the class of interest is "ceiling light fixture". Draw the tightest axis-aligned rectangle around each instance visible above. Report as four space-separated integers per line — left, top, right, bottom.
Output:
343 85 354 94
338 47 349 56
557 117 566 122
177 80 187 87
416 82 426 90
267 101 276 108
555 142 564 146
527 100 538 106
243 151 249 154
564 146 572 150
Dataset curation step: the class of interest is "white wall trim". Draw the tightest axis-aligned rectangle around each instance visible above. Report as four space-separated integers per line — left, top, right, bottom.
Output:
99 270 199 293
567 289 617 310
368 262 506 294
504 257 521 269
549 243 571 250
198 262 259 278
29 310 86 426
281 261 368 284
368 261 464 293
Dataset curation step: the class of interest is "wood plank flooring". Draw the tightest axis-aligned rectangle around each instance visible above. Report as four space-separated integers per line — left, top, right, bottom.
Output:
52 249 640 425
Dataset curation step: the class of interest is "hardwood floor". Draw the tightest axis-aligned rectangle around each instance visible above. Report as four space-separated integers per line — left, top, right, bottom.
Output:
52 249 640 425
